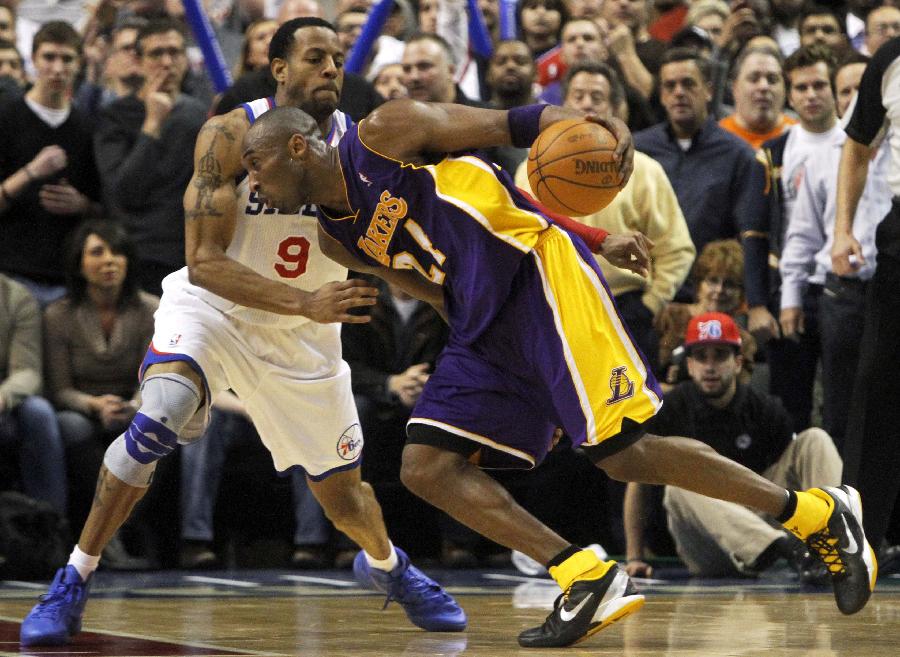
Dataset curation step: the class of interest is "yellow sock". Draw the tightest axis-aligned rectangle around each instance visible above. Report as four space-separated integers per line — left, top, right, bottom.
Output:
548 549 615 592
782 489 833 539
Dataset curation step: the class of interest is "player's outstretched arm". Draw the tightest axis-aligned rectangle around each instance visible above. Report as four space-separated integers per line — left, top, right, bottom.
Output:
184 114 377 323
361 100 634 183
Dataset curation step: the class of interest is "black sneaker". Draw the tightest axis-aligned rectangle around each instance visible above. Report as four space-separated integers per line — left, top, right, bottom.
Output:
804 486 878 614
517 564 644 648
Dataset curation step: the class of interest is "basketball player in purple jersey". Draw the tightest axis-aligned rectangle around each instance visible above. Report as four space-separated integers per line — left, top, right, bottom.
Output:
20 19 464 647
241 101 877 647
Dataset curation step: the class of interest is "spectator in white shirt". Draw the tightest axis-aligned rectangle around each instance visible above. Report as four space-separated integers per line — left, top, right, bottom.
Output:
779 54 892 450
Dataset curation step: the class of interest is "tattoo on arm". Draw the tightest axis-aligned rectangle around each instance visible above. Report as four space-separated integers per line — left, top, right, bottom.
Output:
189 134 227 220
198 123 236 142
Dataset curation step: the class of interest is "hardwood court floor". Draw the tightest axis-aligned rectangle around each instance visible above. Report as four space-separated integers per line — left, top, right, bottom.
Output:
1 569 899 656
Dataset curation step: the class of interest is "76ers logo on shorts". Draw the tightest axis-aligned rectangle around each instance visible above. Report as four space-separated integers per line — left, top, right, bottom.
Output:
337 424 363 461
606 366 635 405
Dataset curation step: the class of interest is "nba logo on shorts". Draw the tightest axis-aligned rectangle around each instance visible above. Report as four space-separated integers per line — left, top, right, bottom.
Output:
606 366 635 405
337 424 363 461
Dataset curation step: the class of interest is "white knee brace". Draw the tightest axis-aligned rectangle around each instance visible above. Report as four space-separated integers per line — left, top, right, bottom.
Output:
104 373 202 487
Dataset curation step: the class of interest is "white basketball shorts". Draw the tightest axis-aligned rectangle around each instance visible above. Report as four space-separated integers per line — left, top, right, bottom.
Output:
143 282 364 479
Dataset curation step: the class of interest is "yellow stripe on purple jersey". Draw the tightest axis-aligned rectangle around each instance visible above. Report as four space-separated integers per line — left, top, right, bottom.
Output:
531 228 662 445
319 124 662 467
425 155 549 253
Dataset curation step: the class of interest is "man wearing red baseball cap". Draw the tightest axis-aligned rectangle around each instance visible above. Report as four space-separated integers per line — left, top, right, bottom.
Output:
625 312 841 581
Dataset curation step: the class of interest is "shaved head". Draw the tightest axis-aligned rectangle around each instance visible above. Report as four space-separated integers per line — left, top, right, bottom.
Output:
243 106 320 156
242 106 327 213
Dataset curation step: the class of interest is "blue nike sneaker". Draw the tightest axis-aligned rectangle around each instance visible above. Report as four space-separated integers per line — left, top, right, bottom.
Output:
20 566 92 647
353 547 467 631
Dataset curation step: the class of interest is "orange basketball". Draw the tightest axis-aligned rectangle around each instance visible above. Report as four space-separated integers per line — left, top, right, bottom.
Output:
526 118 625 217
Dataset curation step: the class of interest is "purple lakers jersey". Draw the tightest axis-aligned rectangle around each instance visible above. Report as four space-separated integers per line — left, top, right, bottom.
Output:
318 124 555 344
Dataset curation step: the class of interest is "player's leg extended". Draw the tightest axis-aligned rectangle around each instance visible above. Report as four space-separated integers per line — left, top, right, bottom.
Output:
20 361 205 647
594 434 878 614
400 442 570 564
308 467 466 632
548 228 875 615
79 361 204 552
401 434 642 649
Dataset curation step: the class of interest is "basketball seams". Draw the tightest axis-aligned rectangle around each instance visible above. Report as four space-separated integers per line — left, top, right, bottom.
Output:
530 119 586 161
530 146 619 170
540 174 624 190
539 176 584 215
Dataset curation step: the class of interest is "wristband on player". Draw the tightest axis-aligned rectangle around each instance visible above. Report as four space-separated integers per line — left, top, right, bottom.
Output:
508 104 548 148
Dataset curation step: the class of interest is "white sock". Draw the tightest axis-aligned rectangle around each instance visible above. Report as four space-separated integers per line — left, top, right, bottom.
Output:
365 542 399 572
68 545 100 581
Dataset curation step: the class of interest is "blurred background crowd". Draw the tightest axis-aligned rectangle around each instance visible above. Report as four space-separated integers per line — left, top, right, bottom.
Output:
1 0 898 578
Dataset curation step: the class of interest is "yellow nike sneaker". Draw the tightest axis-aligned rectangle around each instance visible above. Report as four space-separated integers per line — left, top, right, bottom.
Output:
804 486 878 615
517 563 644 648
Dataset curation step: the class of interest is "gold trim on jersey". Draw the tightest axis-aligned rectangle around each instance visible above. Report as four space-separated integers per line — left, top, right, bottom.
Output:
317 205 359 223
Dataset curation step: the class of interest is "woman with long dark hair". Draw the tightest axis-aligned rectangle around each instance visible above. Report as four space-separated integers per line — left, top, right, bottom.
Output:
43 220 157 562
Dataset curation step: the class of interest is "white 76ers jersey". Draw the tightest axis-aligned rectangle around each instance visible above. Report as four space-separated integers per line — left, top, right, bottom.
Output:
172 99 351 328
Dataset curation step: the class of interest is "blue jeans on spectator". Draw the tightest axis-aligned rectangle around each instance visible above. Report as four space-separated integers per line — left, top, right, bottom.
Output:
7 275 66 309
180 407 330 546
0 396 67 514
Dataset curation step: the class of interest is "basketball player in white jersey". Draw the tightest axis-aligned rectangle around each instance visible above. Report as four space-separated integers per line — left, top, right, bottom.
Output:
21 18 465 648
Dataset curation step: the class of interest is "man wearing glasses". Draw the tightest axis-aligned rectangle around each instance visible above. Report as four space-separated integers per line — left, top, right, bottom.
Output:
94 17 206 296
75 17 147 118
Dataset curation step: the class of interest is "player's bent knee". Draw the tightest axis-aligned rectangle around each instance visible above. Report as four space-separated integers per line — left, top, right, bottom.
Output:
597 448 637 482
104 373 203 487
399 445 437 493
596 438 654 482
144 361 204 396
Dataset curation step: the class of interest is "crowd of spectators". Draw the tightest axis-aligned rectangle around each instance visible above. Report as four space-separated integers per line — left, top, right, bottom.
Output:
1 0 898 573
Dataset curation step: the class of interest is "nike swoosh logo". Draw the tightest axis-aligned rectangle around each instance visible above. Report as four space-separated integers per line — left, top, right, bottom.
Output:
559 593 593 622
840 515 859 554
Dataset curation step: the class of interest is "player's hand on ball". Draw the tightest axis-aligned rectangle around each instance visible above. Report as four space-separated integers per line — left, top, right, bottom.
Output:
583 114 634 185
599 231 653 277
306 279 378 323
